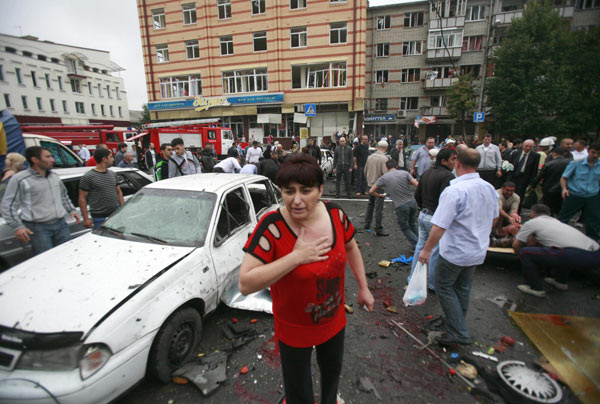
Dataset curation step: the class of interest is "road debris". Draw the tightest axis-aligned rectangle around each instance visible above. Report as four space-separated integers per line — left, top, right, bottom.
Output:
378 260 391 268
357 376 382 400
386 306 398 314
240 366 249 375
250 318 258 324
471 351 498 362
173 351 228 396
456 361 478 380
172 376 188 385
344 304 354 313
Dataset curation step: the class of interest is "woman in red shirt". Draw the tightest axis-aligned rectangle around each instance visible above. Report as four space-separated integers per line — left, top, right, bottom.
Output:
240 154 374 404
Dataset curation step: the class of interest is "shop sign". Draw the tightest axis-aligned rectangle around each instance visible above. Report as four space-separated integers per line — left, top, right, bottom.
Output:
299 128 309 139
148 93 285 111
364 114 396 122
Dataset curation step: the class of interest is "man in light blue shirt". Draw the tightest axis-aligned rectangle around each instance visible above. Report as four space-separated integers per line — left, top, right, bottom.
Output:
410 137 437 179
558 142 600 240
418 148 498 346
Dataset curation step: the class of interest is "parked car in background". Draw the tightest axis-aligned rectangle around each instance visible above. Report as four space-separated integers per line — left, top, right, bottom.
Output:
320 148 334 178
0 167 153 271
0 174 281 404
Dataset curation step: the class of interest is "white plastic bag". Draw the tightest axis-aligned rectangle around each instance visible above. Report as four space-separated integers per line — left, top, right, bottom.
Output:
403 261 428 306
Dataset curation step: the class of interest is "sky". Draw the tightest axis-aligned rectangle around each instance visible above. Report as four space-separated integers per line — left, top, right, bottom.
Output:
0 0 407 112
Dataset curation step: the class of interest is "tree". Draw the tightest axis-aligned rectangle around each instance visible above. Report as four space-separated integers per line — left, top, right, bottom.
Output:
140 103 151 126
487 0 573 138
446 73 477 138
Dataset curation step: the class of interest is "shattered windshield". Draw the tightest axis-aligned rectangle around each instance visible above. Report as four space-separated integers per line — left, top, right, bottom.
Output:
99 188 216 247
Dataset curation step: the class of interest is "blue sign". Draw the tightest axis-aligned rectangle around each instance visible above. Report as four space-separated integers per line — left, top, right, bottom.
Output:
364 114 396 122
148 93 285 111
473 112 485 123
305 104 316 117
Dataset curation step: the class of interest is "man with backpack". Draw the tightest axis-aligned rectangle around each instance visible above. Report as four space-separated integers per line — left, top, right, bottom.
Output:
154 143 172 181
168 138 202 177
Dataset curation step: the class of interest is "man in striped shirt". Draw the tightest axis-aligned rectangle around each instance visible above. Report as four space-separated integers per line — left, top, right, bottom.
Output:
79 148 124 229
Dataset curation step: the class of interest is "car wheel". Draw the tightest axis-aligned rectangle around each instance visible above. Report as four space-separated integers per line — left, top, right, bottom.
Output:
146 307 202 383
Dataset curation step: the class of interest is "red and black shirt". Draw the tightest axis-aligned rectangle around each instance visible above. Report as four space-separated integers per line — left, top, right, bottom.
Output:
243 202 355 347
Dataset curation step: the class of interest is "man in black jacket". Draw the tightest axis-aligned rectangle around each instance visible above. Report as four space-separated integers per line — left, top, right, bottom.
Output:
305 137 321 164
535 147 571 216
409 148 457 291
509 139 540 212
258 151 281 183
333 136 353 198
353 135 370 195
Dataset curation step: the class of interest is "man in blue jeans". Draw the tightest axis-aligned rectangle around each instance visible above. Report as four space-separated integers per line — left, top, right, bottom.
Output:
408 148 457 290
1 146 81 255
418 148 498 346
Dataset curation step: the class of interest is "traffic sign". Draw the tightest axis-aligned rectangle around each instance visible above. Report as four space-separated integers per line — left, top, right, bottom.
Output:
473 112 485 123
305 104 316 117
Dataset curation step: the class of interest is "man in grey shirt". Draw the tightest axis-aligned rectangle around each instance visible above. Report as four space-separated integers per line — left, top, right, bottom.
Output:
476 134 503 188
169 138 202 177
1 146 80 255
369 158 419 247
513 203 599 297
410 137 437 179
79 148 124 229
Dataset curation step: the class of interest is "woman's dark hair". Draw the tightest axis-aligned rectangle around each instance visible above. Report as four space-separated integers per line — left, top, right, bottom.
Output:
276 153 324 188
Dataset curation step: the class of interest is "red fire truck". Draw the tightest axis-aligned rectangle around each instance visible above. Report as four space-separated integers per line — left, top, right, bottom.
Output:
21 125 137 153
136 119 235 157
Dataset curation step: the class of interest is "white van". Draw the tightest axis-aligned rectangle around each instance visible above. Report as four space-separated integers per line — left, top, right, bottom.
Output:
22 133 84 168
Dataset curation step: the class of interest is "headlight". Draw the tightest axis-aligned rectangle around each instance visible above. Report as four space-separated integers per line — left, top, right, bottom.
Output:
17 345 81 371
79 344 112 380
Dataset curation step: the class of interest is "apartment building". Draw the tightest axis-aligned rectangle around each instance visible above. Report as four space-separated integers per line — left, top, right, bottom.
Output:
137 0 366 142
0 34 131 126
365 0 599 143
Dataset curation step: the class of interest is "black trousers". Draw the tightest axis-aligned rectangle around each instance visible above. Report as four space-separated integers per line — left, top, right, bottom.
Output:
477 169 498 189
335 165 352 197
278 328 345 404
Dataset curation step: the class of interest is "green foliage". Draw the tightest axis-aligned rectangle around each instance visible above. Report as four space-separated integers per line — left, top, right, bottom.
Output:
446 73 478 137
140 103 151 126
487 0 588 138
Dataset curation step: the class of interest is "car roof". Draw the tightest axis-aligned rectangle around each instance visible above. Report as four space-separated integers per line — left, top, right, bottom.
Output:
53 166 142 180
145 173 269 193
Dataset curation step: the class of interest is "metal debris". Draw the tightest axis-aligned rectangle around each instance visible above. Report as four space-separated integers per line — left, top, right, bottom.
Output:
357 376 382 400
221 281 273 314
173 351 228 396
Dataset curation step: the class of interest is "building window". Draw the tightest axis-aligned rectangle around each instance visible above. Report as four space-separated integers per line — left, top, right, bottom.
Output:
404 12 424 27
38 54 47 61
460 64 481 77
101 104 105 116
23 51 33 58
58 76 63 90
31 71 38 87
377 16 391 30
22 96 28 109
575 0 600 8
156 44 169 63
431 95 446 107
0 65 3 81
290 0 306 9
223 68 268 93
70 78 81 93
97 83 103 97
251 0 265 15
400 97 419 110
15 68 22 84
375 70 388 84
4 94 10 108
185 39 200 59
118 106 123 117
106 85 111 98
45 73 51 89
152 8 166 29
5 47 17 54
65 58 78 74
253 32 267 52
401 68 421 82
376 43 390 57
465 5 485 21
431 66 455 78
110 105 114 116
218 0 231 19
159 75 202 98
49 98 55 111
428 30 462 49
62 100 68 112
116 86 120 99
291 26 307 48
182 3 197 24
75 101 85 114
291 62 346 89
330 22 347 44
91 104 96 115
462 36 483 51
88 81 92 95
220 36 234 55
329 0 347 3
375 98 388 111
36 97 43 110
403 41 422 55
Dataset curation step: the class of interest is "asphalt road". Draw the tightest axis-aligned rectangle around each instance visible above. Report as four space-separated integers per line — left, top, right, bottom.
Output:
117 180 600 404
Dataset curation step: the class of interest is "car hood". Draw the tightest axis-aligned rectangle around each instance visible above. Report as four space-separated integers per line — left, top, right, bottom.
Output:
0 233 194 334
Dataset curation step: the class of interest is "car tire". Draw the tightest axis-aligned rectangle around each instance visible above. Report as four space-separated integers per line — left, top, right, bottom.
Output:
146 307 203 384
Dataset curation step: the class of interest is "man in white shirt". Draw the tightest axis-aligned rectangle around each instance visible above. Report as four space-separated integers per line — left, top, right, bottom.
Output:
246 141 263 164
77 144 90 162
145 143 158 172
475 134 502 188
213 155 242 173
418 148 498 346
571 139 588 161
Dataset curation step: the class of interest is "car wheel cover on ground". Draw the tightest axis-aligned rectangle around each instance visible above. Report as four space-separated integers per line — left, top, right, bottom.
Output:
497 360 562 403
168 322 195 365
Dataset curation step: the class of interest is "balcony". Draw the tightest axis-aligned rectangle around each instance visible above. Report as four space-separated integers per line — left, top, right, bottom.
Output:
429 16 465 29
426 47 462 61
423 77 459 90
422 106 450 116
493 10 523 25
556 6 574 17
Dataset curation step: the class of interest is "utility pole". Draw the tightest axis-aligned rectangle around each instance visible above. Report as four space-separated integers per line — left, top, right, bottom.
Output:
476 0 495 141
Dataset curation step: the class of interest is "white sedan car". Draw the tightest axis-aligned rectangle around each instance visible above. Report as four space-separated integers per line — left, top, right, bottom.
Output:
0 174 281 403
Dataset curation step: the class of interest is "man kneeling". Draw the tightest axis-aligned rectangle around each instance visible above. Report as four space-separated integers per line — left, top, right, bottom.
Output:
512 204 600 297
